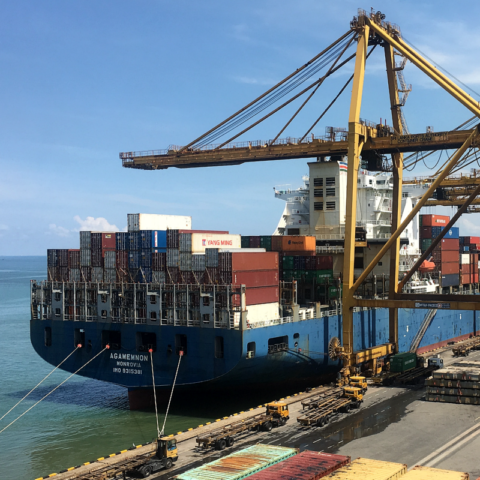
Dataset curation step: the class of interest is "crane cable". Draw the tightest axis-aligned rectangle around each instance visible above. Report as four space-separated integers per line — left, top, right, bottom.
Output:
160 351 183 437
0 346 79 422
0 346 109 435
149 349 161 438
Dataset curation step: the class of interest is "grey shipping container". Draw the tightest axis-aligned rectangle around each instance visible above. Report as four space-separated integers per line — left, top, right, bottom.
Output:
47 249 58 267
69 268 81 282
104 268 116 283
179 252 192 271
192 254 206 271
91 267 104 282
80 231 92 250
179 232 192 252
104 251 116 269
441 273 459 287
80 249 91 267
167 248 179 268
152 271 166 283
206 248 218 267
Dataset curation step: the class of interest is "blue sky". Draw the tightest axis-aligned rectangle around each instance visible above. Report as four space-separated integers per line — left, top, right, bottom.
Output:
1 1 480 255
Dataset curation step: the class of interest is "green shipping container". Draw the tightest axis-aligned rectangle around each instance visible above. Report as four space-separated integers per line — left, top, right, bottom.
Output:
390 352 417 373
304 270 334 282
421 238 432 251
419 215 423 227
329 285 343 299
282 256 294 269
241 236 250 248
178 444 297 480
260 236 272 251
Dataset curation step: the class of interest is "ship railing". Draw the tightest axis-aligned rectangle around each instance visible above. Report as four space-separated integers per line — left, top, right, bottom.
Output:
316 246 344 253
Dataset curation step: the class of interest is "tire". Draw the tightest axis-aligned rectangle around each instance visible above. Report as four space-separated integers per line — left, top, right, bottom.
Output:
263 421 272 432
142 465 153 478
226 437 234 447
219 439 227 450
278 417 286 426
317 417 325 427
344 404 351 413
164 458 173 469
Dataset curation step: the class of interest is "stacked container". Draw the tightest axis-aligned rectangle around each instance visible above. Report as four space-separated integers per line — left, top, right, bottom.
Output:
321 458 407 480
419 214 450 253
431 236 460 287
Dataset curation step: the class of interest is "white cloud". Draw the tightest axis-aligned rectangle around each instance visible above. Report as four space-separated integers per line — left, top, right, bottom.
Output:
48 224 71 237
73 216 119 232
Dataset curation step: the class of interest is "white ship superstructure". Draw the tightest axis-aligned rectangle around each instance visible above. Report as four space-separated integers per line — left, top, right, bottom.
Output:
274 157 432 279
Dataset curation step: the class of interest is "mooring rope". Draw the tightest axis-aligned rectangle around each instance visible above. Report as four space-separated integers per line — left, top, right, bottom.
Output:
149 349 161 438
0 346 108 435
0 346 80 422
160 350 183 436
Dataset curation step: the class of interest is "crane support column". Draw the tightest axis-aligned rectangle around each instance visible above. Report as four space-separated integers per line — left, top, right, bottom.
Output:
384 43 403 352
342 23 370 373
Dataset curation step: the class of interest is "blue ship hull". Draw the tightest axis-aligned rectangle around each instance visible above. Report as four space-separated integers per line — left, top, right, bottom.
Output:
30 306 480 407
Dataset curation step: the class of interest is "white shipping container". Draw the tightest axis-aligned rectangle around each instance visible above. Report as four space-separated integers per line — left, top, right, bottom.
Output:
461 253 470 264
191 233 241 253
246 302 280 324
128 214 191 232
218 248 266 253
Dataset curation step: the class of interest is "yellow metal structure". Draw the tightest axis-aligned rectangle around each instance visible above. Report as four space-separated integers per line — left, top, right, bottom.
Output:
349 376 368 392
157 436 178 460
342 386 363 402
266 401 289 419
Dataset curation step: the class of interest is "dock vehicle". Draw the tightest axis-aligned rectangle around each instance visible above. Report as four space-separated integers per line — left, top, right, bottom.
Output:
452 336 480 356
196 402 289 450
130 437 178 478
297 387 363 427
349 375 368 393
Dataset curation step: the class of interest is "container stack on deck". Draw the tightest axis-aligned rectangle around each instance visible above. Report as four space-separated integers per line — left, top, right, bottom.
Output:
426 359 480 405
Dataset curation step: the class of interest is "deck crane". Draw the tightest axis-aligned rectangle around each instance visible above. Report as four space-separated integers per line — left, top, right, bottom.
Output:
120 10 480 380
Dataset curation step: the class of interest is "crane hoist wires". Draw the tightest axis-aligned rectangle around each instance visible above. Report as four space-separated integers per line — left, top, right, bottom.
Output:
192 32 357 149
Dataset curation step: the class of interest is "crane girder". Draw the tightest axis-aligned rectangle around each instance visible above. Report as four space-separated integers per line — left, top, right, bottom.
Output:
121 129 476 170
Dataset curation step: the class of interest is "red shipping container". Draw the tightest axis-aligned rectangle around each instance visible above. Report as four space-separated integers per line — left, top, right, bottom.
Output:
441 262 460 275
461 274 470 285
91 232 116 250
221 252 279 271
245 286 278 306
305 256 317 270
316 255 334 269
420 226 433 239
461 264 471 273
116 251 128 269
232 270 278 288
68 249 80 268
432 250 459 263
463 236 480 245
421 214 450 226
474 273 479 283
247 451 351 480
435 239 460 251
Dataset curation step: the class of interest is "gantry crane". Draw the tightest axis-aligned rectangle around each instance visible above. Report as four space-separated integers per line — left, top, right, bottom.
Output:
119 10 480 378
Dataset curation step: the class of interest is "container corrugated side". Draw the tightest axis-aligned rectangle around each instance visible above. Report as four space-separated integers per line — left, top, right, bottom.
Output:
128 214 191 232
246 451 350 480
403 466 468 480
322 458 407 480
177 444 297 480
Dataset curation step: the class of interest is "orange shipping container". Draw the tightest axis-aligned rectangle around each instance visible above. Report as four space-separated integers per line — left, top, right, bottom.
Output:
421 214 450 227
281 236 316 252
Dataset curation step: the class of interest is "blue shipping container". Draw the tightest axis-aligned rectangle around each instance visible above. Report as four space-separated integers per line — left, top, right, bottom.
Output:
464 246 470 252
129 232 142 250
446 227 459 239
141 249 152 267
116 232 130 251
128 251 141 269
152 248 167 254
140 230 167 249
431 226 442 238
136 267 152 283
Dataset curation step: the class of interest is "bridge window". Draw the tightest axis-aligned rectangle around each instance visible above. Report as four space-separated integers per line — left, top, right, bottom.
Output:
150 295 157 304
215 336 224 359
314 202 324 211
313 178 323 187
44 327 52 347
101 310 107 319
314 188 323 197
102 330 121 350
150 311 157 320
136 332 156 352
55 308 61 317
287 228 300 235
247 342 256 359
326 177 335 186
175 334 187 355
326 188 335 197
326 201 336 210
268 336 288 354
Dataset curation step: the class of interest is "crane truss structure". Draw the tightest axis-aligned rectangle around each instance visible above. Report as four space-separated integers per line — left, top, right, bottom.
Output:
119 10 480 375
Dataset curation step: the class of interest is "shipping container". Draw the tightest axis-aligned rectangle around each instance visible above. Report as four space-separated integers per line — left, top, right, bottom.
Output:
445 227 459 239
441 273 459 287
91 267 104 283
305 270 334 282
322 458 407 480
220 248 266 253
91 232 116 250
104 268 116 283
136 267 152 283
260 236 272 251
461 253 470 264
152 252 166 271
271 236 283 251
91 250 104 267
69 268 81 282
432 250 459 264
127 213 191 232
328 285 343 299
128 251 141 269
232 270 278 288
80 249 91 267
68 250 80 269
140 230 167 249
129 231 142 250
179 252 192 271
282 256 294 270
152 270 166 283
80 266 91 282
439 262 460 275
280 235 316 252
284 250 316 256
219 252 279 272
463 246 470 252
246 451 350 480
190 233 241 253
206 248 219 268
462 236 480 245
115 232 130 251
177 444 297 480
390 352 417 373
167 249 179 268
141 249 152 268
294 256 306 270
421 238 432 251
56 249 69 267
244 286 279 306
79 231 91 250
420 214 450 227
241 236 250 248
316 255 334 269
249 236 261 248
402 466 468 479
104 250 116 269
47 249 58 267
116 251 128 270
461 263 471 273
192 254 206 272
461 273 470 285
436 238 460 251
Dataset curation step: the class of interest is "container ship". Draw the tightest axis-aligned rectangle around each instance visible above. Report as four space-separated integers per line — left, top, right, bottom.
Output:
30 161 480 409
